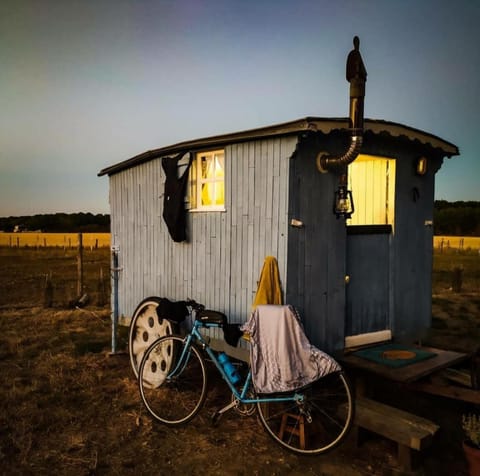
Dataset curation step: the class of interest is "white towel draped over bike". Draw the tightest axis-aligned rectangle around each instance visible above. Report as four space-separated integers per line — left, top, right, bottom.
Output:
241 304 341 394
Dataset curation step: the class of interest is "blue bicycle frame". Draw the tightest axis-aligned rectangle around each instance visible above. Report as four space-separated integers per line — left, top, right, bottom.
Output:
170 319 304 408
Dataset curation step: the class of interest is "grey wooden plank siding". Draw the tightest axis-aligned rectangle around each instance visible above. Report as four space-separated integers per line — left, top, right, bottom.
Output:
356 135 444 344
109 136 297 329
286 134 347 352
108 124 450 352
391 149 442 342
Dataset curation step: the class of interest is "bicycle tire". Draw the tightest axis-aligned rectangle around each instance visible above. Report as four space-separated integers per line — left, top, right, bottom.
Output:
256 371 354 454
138 335 208 425
128 297 177 378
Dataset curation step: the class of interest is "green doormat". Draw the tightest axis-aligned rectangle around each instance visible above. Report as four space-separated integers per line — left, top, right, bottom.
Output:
352 343 437 368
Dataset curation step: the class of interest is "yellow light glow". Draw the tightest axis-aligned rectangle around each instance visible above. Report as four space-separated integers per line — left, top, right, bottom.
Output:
348 154 396 226
201 155 224 206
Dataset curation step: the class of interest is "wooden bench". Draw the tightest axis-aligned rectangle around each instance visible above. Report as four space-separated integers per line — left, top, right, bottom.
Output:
353 397 439 471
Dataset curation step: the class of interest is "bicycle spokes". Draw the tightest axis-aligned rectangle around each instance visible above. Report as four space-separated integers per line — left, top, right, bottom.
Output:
139 336 208 425
256 372 353 454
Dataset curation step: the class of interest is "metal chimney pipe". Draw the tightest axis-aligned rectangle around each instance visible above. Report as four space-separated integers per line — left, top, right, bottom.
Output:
318 36 367 173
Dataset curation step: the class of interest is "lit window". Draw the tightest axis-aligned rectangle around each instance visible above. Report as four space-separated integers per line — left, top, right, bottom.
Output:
190 150 225 211
347 154 396 226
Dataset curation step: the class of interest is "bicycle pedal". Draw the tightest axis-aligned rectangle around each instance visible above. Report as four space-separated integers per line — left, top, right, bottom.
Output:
211 411 222 426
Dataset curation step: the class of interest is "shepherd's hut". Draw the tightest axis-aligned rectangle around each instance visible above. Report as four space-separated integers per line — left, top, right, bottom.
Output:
99 37 458 354
98 114 458 353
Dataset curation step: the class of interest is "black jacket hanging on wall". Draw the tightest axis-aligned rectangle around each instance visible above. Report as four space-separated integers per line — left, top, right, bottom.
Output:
162 152 193 242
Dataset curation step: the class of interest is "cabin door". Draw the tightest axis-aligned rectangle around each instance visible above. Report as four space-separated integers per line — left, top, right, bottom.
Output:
345 229 392 347
344 154 395 348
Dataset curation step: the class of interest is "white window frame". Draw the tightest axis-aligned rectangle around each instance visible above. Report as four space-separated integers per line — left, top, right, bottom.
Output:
189 149 225 212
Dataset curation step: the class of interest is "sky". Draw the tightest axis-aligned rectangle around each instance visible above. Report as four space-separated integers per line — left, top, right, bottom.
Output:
1 0 479 216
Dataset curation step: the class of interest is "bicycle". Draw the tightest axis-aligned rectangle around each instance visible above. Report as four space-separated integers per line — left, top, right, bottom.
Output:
137 301 354 455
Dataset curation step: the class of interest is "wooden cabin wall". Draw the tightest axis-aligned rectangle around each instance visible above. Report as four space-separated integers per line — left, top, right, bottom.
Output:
109 136 298 327
109 159 165 324
360 132 442 342
392 147 442 341
286 133 348 352
108 127 447 348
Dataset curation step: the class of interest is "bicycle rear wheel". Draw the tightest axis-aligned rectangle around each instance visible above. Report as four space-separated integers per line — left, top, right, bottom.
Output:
257 371 353 454
138 335 207 425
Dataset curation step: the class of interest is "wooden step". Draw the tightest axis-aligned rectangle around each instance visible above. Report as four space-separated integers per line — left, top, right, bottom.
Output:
441 367 472 387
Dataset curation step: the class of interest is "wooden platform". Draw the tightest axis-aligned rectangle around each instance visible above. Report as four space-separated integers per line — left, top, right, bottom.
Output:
338 344 480 469
338 345 469 383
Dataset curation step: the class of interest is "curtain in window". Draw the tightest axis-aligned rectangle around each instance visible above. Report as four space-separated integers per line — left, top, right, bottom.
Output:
201 155 224 206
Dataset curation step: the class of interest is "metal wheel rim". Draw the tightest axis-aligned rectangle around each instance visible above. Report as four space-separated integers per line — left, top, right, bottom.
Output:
129 299 173 378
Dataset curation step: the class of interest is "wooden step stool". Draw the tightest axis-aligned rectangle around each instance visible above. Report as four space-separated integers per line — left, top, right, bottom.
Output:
278 413 306 449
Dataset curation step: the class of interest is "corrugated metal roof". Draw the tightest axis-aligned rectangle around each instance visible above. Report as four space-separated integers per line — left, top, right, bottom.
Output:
98 117 459 177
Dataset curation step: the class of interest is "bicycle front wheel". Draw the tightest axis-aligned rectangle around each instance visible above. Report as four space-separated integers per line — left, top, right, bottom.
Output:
257 371 353 454
138 335 207 425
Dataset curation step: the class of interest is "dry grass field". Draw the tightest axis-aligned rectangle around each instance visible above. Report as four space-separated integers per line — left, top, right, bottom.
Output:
0 246 478 475
432 248 479 294
0 232 110 249
0 247 110 308
433 236 480 251
3 233 476 251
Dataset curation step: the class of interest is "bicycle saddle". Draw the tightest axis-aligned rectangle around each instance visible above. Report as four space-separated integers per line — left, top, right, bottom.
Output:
196 309 227 326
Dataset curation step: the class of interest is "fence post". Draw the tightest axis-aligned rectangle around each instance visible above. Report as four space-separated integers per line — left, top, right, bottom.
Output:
97 267 106 307
452 266 463 293
77 233 84 297
111 245 120 354
44 273 53 308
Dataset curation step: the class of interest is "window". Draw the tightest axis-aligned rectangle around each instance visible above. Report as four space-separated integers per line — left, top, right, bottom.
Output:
347 154 395 226
190 150 225 211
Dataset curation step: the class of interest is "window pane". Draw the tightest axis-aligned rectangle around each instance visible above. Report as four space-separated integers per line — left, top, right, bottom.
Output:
200 156 209 179
348 154 395 226
194 150 225 209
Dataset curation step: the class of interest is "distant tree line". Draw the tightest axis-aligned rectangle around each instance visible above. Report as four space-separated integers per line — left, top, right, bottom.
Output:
434 201 480 236
0 202 478 235
0 213 110 233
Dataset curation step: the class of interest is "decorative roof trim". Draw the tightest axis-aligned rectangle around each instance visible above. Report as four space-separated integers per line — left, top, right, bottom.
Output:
98 117 459 177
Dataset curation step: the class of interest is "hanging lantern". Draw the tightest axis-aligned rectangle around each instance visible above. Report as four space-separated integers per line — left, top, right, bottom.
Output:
334 175 354 219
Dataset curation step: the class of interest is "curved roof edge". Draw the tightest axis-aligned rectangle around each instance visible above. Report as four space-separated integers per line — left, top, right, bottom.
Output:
98 117 459 177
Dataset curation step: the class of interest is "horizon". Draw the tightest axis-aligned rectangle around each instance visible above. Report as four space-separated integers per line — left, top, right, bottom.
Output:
1 198 479 221
1 1 479 216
